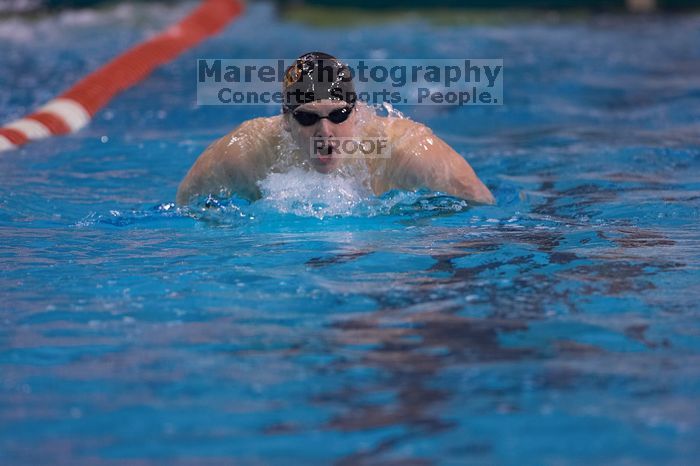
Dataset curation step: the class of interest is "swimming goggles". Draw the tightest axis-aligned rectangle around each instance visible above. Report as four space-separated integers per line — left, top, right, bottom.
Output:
291 105 354 127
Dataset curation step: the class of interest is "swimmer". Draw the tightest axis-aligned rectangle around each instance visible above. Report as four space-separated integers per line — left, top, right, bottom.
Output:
176 52 494 205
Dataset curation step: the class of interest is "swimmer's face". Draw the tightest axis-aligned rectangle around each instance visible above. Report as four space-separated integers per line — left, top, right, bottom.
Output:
284 100 357 174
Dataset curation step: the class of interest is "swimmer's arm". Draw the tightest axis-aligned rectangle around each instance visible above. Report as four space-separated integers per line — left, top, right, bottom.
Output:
387 120 495 205
176 125 266 205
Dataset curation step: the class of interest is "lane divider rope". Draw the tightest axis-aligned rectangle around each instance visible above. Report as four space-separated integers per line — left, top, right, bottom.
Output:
0 0 244 152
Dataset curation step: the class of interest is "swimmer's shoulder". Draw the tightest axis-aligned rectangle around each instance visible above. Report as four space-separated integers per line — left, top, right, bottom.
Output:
385 115 432 143
361 113 430 190
211 115 283 164
370 115 433 169
358 106 429 141
233 115 282 134
177 116 284 204
224 115 282 149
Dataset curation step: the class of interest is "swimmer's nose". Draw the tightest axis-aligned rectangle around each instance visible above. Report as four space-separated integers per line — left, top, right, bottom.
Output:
315 119 334 138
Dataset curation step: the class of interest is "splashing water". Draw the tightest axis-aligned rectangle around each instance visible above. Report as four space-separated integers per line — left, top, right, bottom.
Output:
4 5 700 465
257 167 374 218
237 101 412 219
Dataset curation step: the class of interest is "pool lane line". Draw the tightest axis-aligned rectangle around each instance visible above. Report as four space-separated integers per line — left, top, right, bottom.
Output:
0 0 245 153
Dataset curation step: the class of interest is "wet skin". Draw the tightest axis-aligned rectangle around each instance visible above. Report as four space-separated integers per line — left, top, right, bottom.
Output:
176 100 494 205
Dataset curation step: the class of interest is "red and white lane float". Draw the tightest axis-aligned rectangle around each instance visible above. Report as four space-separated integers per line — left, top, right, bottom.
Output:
0 0 244 152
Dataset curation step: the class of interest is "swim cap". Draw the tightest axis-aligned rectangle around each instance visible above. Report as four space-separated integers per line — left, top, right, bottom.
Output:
282 52 356 112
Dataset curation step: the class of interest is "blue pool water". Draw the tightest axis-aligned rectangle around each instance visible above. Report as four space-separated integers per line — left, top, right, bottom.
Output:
2 3 700 464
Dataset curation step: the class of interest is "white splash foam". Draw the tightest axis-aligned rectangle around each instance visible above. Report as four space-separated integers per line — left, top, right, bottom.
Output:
257 167 374 219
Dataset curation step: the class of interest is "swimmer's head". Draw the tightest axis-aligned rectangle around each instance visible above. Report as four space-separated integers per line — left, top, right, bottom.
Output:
282 52 358 174
282 52 356 112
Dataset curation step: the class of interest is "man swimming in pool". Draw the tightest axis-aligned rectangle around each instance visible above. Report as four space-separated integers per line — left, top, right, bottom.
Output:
176 52 494 205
